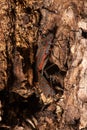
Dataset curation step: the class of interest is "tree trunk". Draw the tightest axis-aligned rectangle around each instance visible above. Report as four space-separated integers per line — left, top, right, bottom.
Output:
0 0 87 130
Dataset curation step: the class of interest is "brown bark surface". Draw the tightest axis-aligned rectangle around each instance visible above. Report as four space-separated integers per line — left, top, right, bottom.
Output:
0 0 87 130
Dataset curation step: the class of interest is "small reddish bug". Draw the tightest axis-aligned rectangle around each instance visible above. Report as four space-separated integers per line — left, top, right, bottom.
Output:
36 33 55 97
36 33 54 74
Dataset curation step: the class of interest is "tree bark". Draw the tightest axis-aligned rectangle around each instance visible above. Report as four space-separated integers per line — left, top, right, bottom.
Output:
0 0 87 130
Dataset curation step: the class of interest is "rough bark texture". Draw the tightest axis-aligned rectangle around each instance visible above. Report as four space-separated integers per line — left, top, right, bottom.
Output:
0 0 87 130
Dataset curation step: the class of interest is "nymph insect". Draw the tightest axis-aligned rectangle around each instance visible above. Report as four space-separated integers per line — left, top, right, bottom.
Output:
36 33 56 97
36 33 54 75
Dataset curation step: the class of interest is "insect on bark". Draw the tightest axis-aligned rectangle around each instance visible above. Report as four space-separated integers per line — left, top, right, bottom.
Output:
36 33 55 98
36 33 54 74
